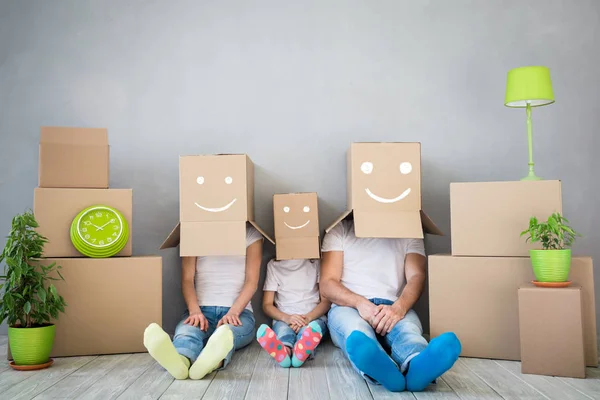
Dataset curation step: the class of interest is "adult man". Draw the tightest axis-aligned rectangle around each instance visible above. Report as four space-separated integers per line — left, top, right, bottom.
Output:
320 218 461 392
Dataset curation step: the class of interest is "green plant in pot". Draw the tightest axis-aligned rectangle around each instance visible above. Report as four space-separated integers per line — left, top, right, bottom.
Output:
520 212 581 282
0 211 67 367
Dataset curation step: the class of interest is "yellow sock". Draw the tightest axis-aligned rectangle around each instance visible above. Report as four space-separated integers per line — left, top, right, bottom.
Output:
189 325 234 380
143 323 189 380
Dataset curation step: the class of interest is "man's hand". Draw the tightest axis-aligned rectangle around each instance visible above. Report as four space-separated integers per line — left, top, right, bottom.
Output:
357 300 382 326
284 314 307 332
218 310 242 327
372 305 406 335
184 311 209 331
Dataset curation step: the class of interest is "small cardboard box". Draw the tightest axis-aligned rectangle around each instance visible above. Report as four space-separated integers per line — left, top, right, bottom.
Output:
161 155 273 256
34 188 132 257
7 256 162 358
326 142 442 238
39 126 110 188
450 180 562 256
273 193 320 260
428 255 597 366
518 284 586 378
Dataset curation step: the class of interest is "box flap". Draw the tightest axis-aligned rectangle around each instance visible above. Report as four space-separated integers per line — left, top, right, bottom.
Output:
248 221 275 244
325 210 353 233
354 210 424 238
276 236 321 260
421 210 443 236
160 223 181 249
40 127 108 146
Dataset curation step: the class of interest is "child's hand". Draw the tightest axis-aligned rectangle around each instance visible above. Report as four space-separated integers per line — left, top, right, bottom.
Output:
284 314 307 329
218 310 242 327
184 311 209 331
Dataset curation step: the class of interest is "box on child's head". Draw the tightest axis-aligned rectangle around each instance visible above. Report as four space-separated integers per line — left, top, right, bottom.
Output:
327 142 442 239
273 192 320 260
161 154 272 256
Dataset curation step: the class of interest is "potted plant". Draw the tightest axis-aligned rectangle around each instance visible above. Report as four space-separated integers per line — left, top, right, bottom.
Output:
520 212 581 283
0 211 67 369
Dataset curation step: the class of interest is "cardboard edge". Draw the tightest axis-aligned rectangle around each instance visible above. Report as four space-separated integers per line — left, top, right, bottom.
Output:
248 221 275 244
421 210 444 236
160 223 181 249
325 210 353 233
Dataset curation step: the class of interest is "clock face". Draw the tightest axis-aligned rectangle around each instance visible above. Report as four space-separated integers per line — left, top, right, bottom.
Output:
76 207 124 247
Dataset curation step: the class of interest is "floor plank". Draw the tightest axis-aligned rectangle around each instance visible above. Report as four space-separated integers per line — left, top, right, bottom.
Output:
288 342 330 400
244 348 289 400
78 353 156 399
117 361 174 400
442 358 502 399
1 356 95 400
496 360 592 400
322 343 372 400
367 382 416 400
559 367 600 399
34 354 132 399
460 358 549 400
158 373 216 400
202 344 261 400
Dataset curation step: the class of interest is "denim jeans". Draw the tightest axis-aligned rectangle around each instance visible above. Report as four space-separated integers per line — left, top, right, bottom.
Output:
272 316 328 360
328 298 428 381
173 306 255 368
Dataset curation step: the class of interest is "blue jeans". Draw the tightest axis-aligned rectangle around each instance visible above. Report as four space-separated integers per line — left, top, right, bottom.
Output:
173 307 255 368
328 298 428 381
272 316 328 359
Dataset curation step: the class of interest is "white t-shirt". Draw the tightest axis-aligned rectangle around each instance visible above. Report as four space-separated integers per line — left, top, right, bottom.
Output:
263 259 321 316
194 225 263 312
321 219 425 304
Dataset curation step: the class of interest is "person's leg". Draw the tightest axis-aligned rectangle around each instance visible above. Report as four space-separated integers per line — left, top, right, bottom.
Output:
291 317 326 367
257 320 293 367
328 306 405 392
382 310 428 372
188 307 233 380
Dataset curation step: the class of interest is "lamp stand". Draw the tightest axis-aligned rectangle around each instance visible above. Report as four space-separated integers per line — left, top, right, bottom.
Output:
522 103 542 181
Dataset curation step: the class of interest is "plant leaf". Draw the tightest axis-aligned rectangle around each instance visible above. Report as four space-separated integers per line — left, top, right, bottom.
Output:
24 301 31 314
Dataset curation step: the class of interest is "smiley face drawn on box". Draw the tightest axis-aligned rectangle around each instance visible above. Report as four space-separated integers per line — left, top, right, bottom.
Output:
273 193 319 238
179 155 253 222
350 143 421 212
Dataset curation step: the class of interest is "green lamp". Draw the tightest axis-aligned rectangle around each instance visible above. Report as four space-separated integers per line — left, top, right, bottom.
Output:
505 66 555 181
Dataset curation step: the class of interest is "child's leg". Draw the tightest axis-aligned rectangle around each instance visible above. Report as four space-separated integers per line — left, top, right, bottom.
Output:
257 320 294 368
291 318 326 367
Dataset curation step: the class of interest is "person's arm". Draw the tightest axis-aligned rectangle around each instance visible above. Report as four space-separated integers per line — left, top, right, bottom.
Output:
319 251 380 324
218 240 263 327
262 291 306 328
181 256 208 331
304 297 331 322
372 253 426 335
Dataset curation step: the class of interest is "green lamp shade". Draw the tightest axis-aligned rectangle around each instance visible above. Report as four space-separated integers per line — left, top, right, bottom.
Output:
505 66 555 107
70 205 129 258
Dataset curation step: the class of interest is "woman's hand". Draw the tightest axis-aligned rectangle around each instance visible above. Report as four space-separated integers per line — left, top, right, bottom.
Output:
184 311 209 331
218 310 242 327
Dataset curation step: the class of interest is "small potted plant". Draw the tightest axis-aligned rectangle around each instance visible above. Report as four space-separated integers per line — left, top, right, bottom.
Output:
0 211 67 369
520 212 581 284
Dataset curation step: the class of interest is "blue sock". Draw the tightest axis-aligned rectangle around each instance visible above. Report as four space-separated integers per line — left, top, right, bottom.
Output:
346 331 406 392
406 332 461 392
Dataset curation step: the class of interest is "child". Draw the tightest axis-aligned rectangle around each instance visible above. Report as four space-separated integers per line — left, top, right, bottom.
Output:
144 226 263 380
257 258 331 367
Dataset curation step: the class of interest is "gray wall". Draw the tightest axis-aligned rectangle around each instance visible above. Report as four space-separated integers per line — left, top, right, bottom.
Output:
1 0 599 335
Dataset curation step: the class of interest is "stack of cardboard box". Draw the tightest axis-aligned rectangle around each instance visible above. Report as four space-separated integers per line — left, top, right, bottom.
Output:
12 127 162 357
429 180 598 368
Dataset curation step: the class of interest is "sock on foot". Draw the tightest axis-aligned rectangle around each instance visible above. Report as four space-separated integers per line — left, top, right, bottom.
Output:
406 332 461 392
346 331 406 392
143 323 189 380
292 321 323 368
189 325 234 380
256 324 291 368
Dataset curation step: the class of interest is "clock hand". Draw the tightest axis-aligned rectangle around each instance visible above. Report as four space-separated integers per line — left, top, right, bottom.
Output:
91 223 103 231
98 221 113 230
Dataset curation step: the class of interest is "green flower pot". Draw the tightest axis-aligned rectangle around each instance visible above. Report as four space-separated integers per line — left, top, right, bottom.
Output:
8 324 55 365
529 249 572 282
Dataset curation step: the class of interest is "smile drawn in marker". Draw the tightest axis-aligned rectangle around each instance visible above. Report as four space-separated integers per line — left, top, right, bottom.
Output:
284 220 311 230
194 198 237 212
364 188 411 204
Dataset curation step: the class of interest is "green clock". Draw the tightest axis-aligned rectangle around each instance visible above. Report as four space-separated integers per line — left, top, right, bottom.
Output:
70 205 129 258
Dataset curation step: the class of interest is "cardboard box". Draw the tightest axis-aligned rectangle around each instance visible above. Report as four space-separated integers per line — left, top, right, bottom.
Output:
450 180 562 256
7 256 162 358
273 193 320 260
34 188 132 257
326 143 442 239
428 255 597 366
518 284 585 378
39 126 110 188
161 155 273 256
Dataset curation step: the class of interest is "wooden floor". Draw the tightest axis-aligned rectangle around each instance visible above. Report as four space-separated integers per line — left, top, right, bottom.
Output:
1 336 599 400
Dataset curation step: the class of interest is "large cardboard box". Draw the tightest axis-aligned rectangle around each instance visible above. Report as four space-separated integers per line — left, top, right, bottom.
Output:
428 255 597 366
39 126 109 188
34 188 132 257
273 193 320 260
326 143 442 238
518 284 585 378
7 257 162 358
161 155 272 256
450 180 562 256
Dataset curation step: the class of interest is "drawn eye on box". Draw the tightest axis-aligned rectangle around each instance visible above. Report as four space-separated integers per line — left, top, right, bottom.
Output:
360 160 413 204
